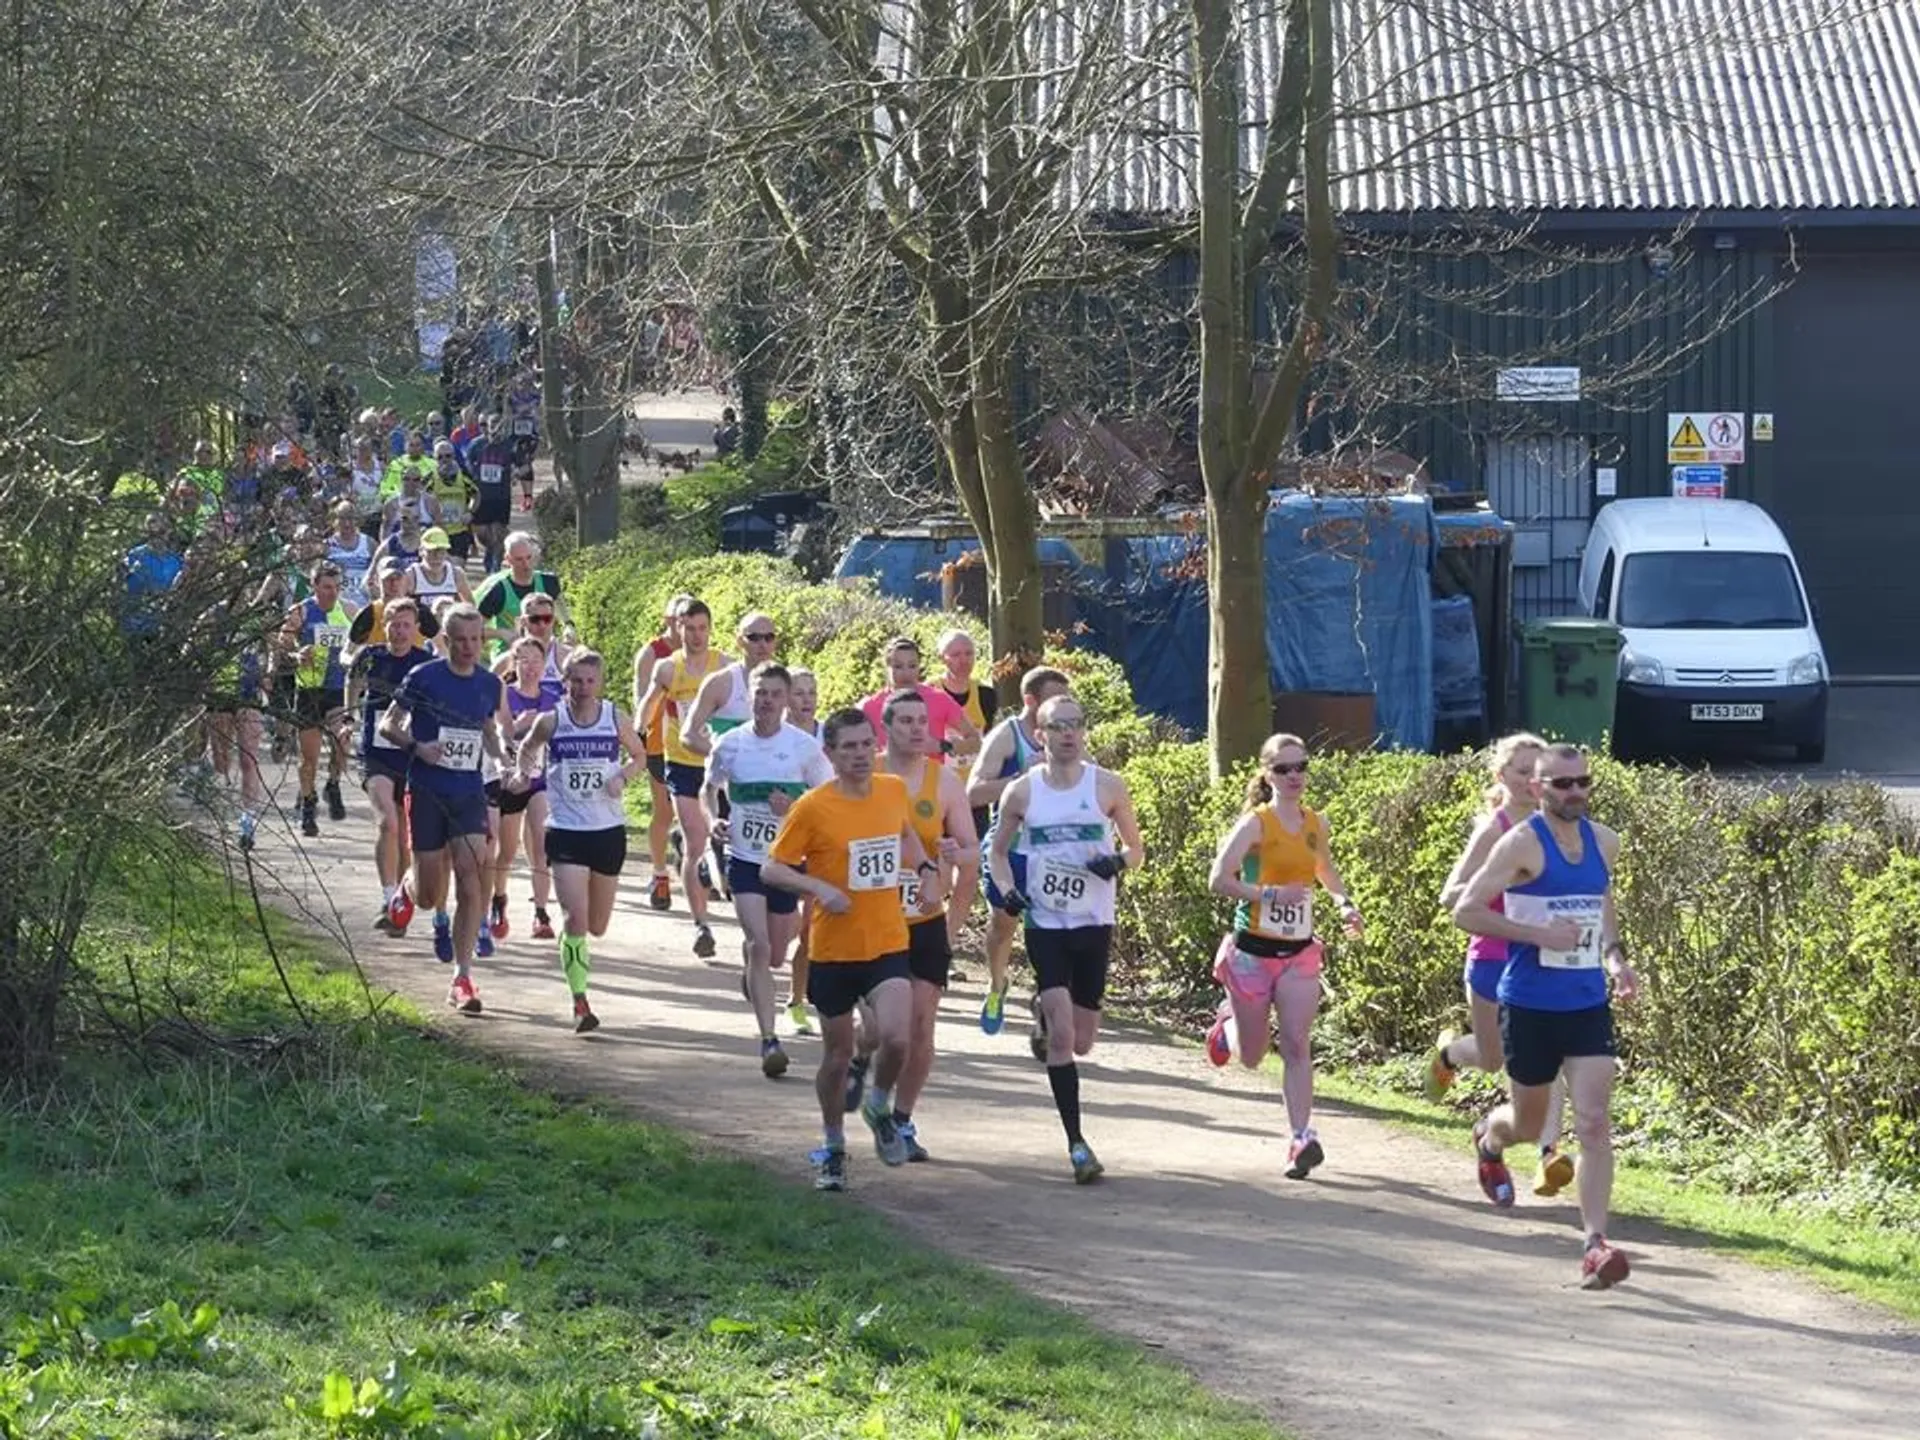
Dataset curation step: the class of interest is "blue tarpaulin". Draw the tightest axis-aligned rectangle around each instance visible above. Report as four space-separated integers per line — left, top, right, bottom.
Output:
1263 494 1437 750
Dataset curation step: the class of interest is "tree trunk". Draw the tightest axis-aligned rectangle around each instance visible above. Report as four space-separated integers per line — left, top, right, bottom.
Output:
1206 477 1273 775
572 389 623 547
533 250 574 489
967 335 1045 664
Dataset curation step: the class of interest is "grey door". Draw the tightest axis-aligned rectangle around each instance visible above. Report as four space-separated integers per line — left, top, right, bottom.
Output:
1484 435 1592 625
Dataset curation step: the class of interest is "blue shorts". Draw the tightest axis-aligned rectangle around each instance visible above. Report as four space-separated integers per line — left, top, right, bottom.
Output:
409 786 489 852
983 851 1028 909
727 857 798 915
665 760 705 800
1466 958 1506 1003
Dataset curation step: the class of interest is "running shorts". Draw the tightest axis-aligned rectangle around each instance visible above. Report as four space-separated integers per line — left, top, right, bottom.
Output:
807 951 911 1019
545 824 628 877
1500 1002 1615 1088
1025 924 1112 1011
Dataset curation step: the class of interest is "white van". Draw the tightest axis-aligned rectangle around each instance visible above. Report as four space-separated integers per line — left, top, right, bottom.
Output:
1577 498 1828 762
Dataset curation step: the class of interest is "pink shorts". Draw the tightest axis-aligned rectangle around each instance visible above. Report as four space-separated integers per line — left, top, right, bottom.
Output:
1214 932 1324 1004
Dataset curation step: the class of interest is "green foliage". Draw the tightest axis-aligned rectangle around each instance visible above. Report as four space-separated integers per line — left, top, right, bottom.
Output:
1112 739 1920 1179
8 1297 222 1370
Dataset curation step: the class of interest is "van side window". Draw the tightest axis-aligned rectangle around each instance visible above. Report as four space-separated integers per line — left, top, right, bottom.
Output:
1592 550 1616 618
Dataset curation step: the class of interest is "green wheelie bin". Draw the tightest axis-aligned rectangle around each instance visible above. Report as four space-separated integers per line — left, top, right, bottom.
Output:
1520 617 1623 750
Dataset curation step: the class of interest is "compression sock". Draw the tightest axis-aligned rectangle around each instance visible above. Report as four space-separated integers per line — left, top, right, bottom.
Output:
560 933 591 996
1047 1062 1084 1147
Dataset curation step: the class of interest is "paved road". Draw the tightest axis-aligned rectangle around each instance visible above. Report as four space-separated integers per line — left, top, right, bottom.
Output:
219 775 1919 1440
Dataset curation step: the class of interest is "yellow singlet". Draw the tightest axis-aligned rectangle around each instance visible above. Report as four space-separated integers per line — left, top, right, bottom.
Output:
1234 805 1325 941
901 759 946 920
662 648 723 767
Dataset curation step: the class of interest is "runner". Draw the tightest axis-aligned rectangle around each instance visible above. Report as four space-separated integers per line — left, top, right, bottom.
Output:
1203 732 1365 1180
427 440 478 563
476 532 565 652
633 595 690 912
279 561 355 838
492 636 559 942
323 502 376 610
880 687 977 1161
858 636 976 758
465 414 516 574
349 434 386 539
966 665 1071 1040
347 596 435 934
506 372 541 510
761 708 942 1191
508 649 648 1031
380 430 434 500
703 663 831 1076
680 611 780 900
505 591 570 705
190 566 269 854
987 692 1143 1184
781 666 824 1034
1428 732 1574 1199
377 509 425 571
634 598 730 958
406 527 473 607
348 560 444 649
934 629 995 941
378 604 509 1013
1451 742 1641 1289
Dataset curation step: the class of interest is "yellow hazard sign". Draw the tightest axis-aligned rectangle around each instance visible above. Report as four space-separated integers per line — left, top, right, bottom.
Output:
1667 411 1744 464
1670 417 1705 450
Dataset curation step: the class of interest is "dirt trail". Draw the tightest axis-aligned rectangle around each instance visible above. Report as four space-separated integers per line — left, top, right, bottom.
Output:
234 793 1918 1440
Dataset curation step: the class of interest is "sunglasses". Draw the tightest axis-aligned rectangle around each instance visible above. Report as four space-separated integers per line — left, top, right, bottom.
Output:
1268 760 1310 777
1546 775 1594 791
742 630 776 643
1043 717 1086 732
525 613 555 625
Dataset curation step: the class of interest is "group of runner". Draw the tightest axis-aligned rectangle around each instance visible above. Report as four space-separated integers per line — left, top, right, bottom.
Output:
183 463 1640 1289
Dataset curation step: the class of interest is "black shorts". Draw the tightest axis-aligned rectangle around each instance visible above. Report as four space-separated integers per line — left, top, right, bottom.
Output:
294 686 345 728
906 916 953 988
807 951 911 1019
545 825 628 877
645 752 667 784
485 778 539 817
1500 1002 1615 1088
665 760 705 799
362 752 410 801
1026 924 1112 1011
448 530 474 561
471 495 510 527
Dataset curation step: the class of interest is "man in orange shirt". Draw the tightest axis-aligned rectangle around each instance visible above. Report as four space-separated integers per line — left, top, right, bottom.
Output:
763 708 944 1191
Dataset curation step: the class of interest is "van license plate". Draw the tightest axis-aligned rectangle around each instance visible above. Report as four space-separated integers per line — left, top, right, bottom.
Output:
1691 703 1763 722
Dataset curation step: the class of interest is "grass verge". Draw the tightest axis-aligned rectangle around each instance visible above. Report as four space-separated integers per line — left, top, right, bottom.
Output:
0 854 1280 1439
1306 1064 1920 1322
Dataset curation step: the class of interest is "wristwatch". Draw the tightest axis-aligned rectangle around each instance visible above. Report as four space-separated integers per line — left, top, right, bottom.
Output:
916 860 938 875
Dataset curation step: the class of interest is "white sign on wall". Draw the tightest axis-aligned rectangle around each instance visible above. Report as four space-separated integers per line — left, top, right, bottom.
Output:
1668 412 1745 464
1497 367 1582 402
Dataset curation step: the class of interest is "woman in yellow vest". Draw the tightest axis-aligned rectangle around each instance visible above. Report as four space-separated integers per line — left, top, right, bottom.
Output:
1204 732 1365 1181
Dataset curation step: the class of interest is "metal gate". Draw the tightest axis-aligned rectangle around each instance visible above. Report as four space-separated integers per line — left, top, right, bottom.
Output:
1483 435 1591 625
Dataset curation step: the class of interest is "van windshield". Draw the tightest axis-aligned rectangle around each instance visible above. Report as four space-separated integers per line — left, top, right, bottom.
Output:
1616 550 1808 629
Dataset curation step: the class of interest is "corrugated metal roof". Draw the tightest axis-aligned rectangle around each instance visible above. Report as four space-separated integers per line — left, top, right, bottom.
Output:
883 0 1920 215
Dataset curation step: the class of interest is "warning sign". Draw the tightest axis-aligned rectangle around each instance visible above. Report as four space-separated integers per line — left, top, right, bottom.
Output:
1668 412 1745 464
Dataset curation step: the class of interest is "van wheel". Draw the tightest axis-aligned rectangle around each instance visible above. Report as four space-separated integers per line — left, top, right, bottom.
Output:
1795 738 1826 765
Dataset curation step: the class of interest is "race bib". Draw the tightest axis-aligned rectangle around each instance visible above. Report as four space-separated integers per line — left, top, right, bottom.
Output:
1541 903 1605 969
513 419 534 437
1031 855 1096 913
480 463 504 486
436 726 483 771
901 874 922 911
315 624 348 651
1258 891 1314 941
562 761 612 795
733 806 779 857
847 834 899 891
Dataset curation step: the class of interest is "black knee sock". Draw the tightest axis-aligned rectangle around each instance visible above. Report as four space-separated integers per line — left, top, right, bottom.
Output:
1047 1062 1083 1147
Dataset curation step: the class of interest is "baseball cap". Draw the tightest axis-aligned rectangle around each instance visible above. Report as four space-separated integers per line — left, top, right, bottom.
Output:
421 526 451 549
433 439 456 457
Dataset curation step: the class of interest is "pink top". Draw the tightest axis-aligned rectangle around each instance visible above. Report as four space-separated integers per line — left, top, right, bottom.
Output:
861 682 969 759
1464 810 1515 963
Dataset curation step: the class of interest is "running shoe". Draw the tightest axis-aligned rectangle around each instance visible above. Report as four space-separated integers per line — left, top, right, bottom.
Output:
449 975 482 1015
692 923 716 959
389 887 416 932
1028 998 1049 1064
1534 1147 1577 1198
1581 1238 1631 1290
787 1002 814 1036
812 1146 847 1192
843 1054 869 1114
648 874 672 911
1473 1118 1516 1208
1425 1028 1459 1102
572 996 599 1034
980 985 1007 1035
1069 1142 1104 1185
530 908 555 940
477 920 495 958
696 856 716 900
489 895 509 939
299 796 319 838
1205 1005 1233 1067
432 913 454 964
760 1037 789 1078
323 778 346 822
237 813 256 854
374 909 404 937
862 1096 908 1166
898 1120 930 1163
1285 1129 1325 1180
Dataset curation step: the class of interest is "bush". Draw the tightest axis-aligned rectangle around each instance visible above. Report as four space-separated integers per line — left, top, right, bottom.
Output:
1110 739 1920 1177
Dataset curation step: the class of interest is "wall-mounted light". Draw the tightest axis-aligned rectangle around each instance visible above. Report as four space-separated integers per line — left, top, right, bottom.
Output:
1645 240 1676 278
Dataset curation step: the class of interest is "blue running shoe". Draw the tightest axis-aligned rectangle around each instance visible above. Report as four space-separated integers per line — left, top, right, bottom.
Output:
432 912 453 964
843 1054 869 1115
1069 1143 1104 1185
980 985 1007 1035
477 920 494 958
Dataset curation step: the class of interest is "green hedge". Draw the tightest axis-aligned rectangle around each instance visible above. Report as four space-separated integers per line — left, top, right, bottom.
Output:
1110 740 1920 1176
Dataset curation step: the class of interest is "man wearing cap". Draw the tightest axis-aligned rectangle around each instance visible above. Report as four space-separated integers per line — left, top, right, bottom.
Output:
427 439 478 563
407 525 472 606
